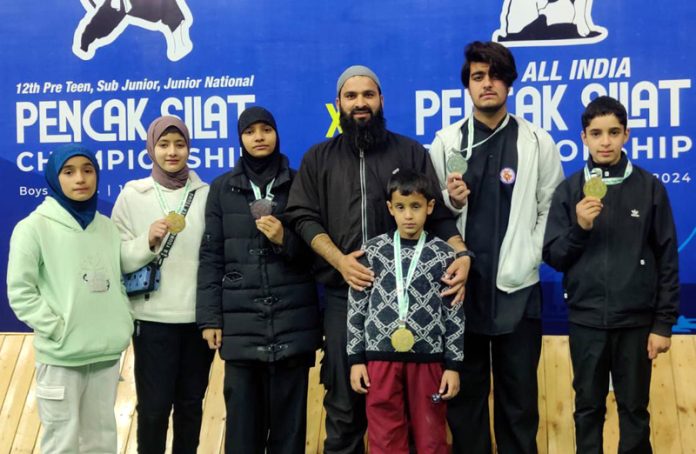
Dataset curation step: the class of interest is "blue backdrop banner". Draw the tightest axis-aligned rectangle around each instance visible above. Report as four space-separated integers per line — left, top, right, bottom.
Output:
1 1 694 333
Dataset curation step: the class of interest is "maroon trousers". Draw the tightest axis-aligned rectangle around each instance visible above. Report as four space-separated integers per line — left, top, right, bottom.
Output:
365 361 448 454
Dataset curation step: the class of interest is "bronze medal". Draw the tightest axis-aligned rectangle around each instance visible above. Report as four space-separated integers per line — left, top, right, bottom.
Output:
583 176 607 199
249 199 274 219
391 327 415 352
166 211 186 234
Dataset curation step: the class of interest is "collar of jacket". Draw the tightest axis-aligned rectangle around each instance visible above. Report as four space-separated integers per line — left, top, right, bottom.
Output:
587 152 629 178
227 153 292 191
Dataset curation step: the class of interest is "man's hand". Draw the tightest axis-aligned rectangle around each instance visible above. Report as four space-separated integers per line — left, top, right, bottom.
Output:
256 215 284 246
202 328 222 350
338 250 374 291
350 364 370 394
441 256 471 305
148 219 169 250
446 173 471 209
647 333 671 360
439 370 460 400
576 196 603 231
310 234 374 290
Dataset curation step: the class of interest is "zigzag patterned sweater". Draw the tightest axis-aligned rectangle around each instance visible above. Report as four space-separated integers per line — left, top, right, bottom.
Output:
347 232 464 371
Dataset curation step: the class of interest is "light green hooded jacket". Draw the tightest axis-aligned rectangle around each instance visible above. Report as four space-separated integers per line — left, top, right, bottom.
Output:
7 197 133 367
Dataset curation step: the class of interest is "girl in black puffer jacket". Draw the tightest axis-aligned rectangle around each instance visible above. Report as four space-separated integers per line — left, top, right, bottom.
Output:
197 106 320 454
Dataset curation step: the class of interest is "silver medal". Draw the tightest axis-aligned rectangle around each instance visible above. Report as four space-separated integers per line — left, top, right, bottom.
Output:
446 154 468 174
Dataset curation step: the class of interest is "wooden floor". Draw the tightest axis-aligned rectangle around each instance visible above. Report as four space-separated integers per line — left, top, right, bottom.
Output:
1 334 696 453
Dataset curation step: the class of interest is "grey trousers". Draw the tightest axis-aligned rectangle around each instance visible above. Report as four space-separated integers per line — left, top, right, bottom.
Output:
35 359 121 453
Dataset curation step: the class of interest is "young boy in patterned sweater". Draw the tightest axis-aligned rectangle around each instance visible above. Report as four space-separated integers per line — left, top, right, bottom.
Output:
347 169 464 454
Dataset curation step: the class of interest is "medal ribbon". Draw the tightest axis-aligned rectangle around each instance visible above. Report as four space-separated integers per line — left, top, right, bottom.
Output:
393 230 427 327
448 114 511 162
154 179 191 216
250 178 276 201
583 156 633 186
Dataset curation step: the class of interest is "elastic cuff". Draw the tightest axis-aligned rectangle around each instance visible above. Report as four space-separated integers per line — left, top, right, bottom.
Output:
569 223 592 243
434 223 460 245
138 231 160 259
303 224 327 248
347 353 366 367
197 320 223 331
650 322 673 337
444 359 464 373
443 189 465 215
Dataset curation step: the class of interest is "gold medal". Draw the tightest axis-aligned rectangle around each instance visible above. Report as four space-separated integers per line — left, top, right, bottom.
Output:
391 327 415 352
583 176 607 199
165 211 186 234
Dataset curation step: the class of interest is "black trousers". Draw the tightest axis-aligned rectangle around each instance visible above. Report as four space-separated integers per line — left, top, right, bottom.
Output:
569 323 653 454
224 359 310 454
448 317 542 454
132 320 214 454
322 287 367 454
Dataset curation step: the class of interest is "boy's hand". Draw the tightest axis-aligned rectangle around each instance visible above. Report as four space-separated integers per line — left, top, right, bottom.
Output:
439 369 460 400
576 196 603 231
148 219 169 250
339 251 374 291
202 328 222 350
350 364 371 394
446 173 470 209
255 215 284 245
647 333 671 360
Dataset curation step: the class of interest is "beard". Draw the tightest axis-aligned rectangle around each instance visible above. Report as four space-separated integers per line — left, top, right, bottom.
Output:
339 105 387 152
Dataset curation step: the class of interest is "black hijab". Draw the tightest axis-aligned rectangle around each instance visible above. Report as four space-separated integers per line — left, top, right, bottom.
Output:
237 106 282 187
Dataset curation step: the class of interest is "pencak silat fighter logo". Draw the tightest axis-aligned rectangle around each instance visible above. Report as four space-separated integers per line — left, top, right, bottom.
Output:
492 0 608 47
73 0 193 61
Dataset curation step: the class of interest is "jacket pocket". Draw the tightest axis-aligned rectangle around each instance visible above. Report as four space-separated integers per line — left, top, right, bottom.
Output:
36 385 70 423
49 317 66 343
498 231 538 288
35 364 70 423
638 257 657 294
222 271 243 289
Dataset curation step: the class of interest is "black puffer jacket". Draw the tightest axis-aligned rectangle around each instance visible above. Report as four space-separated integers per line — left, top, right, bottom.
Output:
196 155 320 362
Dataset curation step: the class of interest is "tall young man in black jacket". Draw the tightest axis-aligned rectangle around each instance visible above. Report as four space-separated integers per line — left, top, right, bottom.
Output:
286 65 471 454
543 96 680 453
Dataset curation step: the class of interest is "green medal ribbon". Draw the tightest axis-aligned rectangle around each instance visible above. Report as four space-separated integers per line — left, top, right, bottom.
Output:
153 179 191 216
446 114 511 169
583 156 633 186
393 230 427 326
249 178 276 201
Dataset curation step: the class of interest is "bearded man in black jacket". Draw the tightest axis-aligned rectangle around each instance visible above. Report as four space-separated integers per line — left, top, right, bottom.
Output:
286 65 472 454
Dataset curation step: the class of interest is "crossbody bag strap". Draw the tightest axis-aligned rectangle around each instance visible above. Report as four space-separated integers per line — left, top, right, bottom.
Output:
156 189 196 266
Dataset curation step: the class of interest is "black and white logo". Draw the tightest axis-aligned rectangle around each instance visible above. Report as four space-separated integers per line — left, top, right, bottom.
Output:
493 0 607 47
73 0 193 61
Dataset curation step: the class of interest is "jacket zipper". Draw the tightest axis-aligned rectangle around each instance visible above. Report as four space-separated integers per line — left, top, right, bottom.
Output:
602 192 609 327
359 149 368 245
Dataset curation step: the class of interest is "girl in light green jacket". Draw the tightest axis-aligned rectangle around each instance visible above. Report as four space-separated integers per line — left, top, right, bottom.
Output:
7 144 132 453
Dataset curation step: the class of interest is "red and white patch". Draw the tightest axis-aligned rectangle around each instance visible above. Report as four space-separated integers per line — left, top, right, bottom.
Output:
499 167 516 184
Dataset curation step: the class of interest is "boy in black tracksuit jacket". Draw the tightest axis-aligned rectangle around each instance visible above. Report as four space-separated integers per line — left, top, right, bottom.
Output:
543 96 679 453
